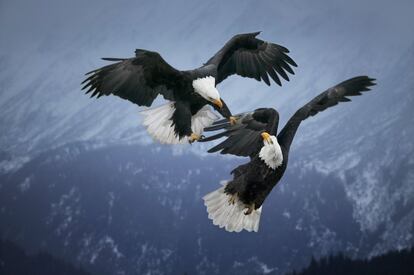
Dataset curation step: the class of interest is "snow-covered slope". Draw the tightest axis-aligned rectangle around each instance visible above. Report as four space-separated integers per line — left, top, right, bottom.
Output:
1 0 413 274
1 133 413 274
0 0 412 159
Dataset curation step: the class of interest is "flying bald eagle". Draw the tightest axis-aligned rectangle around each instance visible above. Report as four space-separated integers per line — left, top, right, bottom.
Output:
200 76 376 232
81 32 296 144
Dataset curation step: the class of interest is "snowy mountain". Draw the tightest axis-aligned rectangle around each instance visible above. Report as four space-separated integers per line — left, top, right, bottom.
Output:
0 0 412 159
1 0 413 274
0 143 386 274
1 132 413 274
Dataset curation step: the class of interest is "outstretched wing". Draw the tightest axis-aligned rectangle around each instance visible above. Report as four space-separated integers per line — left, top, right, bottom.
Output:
82 49 186 106
278 76 376 151
199 108 279 157
206 32 297 86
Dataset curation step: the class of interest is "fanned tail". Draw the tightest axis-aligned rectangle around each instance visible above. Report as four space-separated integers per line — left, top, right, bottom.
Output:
140 103 218 144
140 102 185 144
203 182 262 232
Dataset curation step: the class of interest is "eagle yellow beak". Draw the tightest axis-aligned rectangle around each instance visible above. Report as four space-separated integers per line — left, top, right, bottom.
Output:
261 132 272 142
213 98 223 109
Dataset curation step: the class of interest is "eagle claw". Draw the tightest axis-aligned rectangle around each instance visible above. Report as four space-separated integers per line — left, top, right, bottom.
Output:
228 193 238 205
244 203 255 215
188 133 202 143
229 116 237 125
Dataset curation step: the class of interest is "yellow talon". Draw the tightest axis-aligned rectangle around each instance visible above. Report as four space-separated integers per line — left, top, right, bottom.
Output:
229 116 237 125
228 193 238 205
188 133 201 143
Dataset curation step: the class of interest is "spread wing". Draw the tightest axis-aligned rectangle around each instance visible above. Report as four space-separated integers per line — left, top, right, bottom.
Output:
206 32 297 86
199 108 279 157
82 49 186 106
278 76 377 151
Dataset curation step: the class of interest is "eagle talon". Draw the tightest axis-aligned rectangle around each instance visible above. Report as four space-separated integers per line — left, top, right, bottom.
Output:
229 116 237 125
196 135 206 142
228 193 238 205
244 203 255 215
188 133 201 143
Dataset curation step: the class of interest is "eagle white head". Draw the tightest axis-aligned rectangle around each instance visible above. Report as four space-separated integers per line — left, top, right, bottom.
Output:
259 132 283 170
192 76 223 108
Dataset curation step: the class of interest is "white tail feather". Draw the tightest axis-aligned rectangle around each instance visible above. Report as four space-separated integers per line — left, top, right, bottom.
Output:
203 183 262 233
191 105 219 135
140 103 219 144
141 102 184 144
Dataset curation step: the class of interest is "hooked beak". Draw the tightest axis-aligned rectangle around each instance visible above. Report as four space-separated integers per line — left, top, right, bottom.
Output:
213 98 223 109
261 132 272 143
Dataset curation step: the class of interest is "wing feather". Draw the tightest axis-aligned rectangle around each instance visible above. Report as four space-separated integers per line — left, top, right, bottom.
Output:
82 50 185 107
278 76 376 151
200 109 279 157
206 32 296 86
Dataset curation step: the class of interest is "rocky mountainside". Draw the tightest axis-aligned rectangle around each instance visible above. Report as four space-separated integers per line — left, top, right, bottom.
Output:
0 0 412 160
0 238 91 275
288 247 414 275
0 138 413 274
1 0 413 274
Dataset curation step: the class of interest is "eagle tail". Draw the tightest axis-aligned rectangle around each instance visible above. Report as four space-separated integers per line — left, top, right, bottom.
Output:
203 182 262 233
140 102 185 144
140 103 218 144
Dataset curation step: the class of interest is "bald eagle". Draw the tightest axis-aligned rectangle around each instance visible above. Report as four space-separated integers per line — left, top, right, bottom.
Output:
81 32 296 144
200 76 376 232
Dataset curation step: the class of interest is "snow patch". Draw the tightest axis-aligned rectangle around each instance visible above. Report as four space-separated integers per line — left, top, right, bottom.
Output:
19 177 32 192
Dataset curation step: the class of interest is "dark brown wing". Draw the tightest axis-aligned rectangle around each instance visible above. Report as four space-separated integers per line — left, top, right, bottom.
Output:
278 76 377 151
199 108 279 157
206 32 297 86
82 49 186 106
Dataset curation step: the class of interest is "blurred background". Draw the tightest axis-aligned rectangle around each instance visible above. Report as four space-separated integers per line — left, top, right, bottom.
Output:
0 0 413 274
